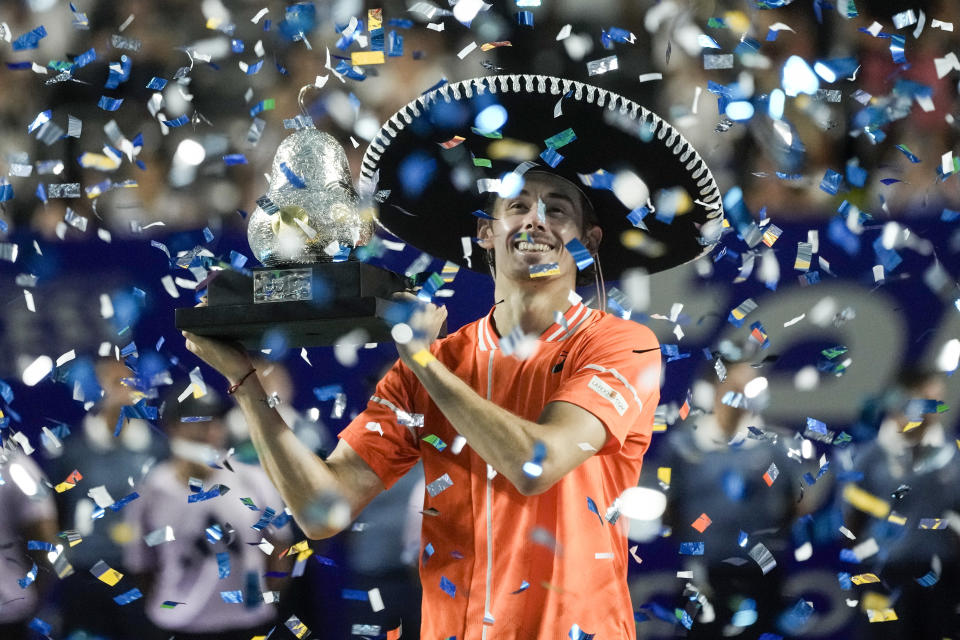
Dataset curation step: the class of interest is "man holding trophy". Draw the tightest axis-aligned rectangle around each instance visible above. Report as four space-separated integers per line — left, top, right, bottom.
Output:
182 74 722 638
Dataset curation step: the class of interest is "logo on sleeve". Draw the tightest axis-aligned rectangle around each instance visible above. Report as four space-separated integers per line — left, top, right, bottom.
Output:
587 375 628 416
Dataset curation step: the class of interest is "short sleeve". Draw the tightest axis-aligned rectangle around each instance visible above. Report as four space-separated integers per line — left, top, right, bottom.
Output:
547 318 661 455
338 359 422 490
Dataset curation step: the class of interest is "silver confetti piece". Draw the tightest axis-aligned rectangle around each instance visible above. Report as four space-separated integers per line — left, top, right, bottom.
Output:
49 183 81 198
748 542 777 574
426 473 454 497
144 525 175 546
586 54 619 76
703 54 734 69
64 207 88 231
110 34 142 51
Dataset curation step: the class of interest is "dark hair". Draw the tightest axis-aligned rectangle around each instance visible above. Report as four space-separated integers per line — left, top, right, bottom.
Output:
480 177 601 287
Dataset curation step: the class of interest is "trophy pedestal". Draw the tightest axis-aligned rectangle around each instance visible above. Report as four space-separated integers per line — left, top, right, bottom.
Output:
175 262 406 348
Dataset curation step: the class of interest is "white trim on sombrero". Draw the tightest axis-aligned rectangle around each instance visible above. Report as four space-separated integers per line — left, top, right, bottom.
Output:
358 74 723 220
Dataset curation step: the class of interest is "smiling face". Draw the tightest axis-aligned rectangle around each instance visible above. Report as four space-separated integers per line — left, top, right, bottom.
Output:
477 172 601 286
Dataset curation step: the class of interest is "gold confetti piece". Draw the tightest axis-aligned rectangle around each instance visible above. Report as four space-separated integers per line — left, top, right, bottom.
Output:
843 484 890 519
351 51 385 66
867 608 898 622
480 40 512 51
657 467 671 488
886 512 907 525
851 573 880 585
902 420 922 432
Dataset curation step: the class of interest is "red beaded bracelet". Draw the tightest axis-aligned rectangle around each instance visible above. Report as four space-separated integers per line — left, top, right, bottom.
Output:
226 367 257 395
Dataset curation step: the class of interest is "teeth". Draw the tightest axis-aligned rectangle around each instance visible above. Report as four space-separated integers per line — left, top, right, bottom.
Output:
516 241 551 252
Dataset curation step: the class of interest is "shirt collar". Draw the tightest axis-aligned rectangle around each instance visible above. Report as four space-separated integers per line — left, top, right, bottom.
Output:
477 291 593 351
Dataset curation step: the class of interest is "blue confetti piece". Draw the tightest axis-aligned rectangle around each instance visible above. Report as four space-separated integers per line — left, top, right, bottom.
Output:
162 114 189 127
231 39 245 53
6 61 32 70
838 548 859 563
217 552 231 579
223 153 247 165
845 161 867 187
29 618 52 635
871 235 903 272
569 624 596 639
894 144 921 163
146 76 167 91
220 590 244 603
626 206 649 230
511 580 531 594
108 492 139 512
333 59 367 80
27 540 55 552
98 96 124 111
916 571 940 587
188 484 229 503
313 384 343 402
516 10 534 27
577 169 614 190
279 162 307 188
837 571 852 590
388 31 404 57
0 182 14 202
539 147 564 168
72 47 97 69
819 169 843 195
565 238 595 271
439 575 457 598
18 562 38 588
471 208 496 220
263 19 271 31
586 496 604 524
890 34 907 64
389 18 414 28
244 59 265 75
105 55 132 89
202 227 214 243
252 507 277 531
13 25 47 51
342 588 368 601
679 542 705 555
422 542 435 565
114 588 143 605
230 250 249 270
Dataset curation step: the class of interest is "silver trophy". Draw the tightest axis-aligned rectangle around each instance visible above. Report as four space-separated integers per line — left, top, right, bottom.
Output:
175 86 404 348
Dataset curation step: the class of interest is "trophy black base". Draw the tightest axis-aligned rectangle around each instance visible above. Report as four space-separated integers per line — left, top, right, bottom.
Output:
175 262 407 349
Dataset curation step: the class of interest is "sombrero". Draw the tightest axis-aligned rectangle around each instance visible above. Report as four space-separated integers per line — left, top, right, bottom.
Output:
358 74 724 277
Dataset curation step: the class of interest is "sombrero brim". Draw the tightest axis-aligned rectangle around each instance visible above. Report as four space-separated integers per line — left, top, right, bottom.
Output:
359 74 723 277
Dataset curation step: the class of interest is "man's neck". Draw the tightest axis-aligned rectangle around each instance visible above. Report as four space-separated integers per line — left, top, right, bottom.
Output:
491 275 578 338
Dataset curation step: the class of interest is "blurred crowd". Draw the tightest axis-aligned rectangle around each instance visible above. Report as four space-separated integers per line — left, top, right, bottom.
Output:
1 0 959 639
0 0 958 240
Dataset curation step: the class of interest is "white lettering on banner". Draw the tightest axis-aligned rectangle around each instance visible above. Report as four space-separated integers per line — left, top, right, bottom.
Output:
587 376 628 416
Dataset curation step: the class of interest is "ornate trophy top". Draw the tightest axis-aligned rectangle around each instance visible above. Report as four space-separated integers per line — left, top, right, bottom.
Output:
247 85 374 266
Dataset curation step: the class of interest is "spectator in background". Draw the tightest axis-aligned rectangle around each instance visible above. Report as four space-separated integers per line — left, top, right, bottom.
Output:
846 367 959 639
0 450 58 640
661 359 828 638
342 461 423 639
124 387 292 640
47 356 165 640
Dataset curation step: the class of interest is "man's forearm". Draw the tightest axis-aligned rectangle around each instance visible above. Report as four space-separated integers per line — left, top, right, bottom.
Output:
407 355 544 494
233 379 345 537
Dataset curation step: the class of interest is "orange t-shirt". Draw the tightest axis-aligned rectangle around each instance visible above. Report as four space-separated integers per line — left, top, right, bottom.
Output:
339 297 660 639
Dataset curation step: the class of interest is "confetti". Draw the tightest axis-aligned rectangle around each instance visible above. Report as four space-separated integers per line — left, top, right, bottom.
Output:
439 575 457 598
691 513 712 532
426 473 454 497
586 55 618 76
113 588 143 605
90 560 123 586
749 542 777 574
679 542 704 555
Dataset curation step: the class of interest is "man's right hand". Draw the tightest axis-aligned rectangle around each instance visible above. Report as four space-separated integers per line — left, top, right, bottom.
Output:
182 330 253 385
